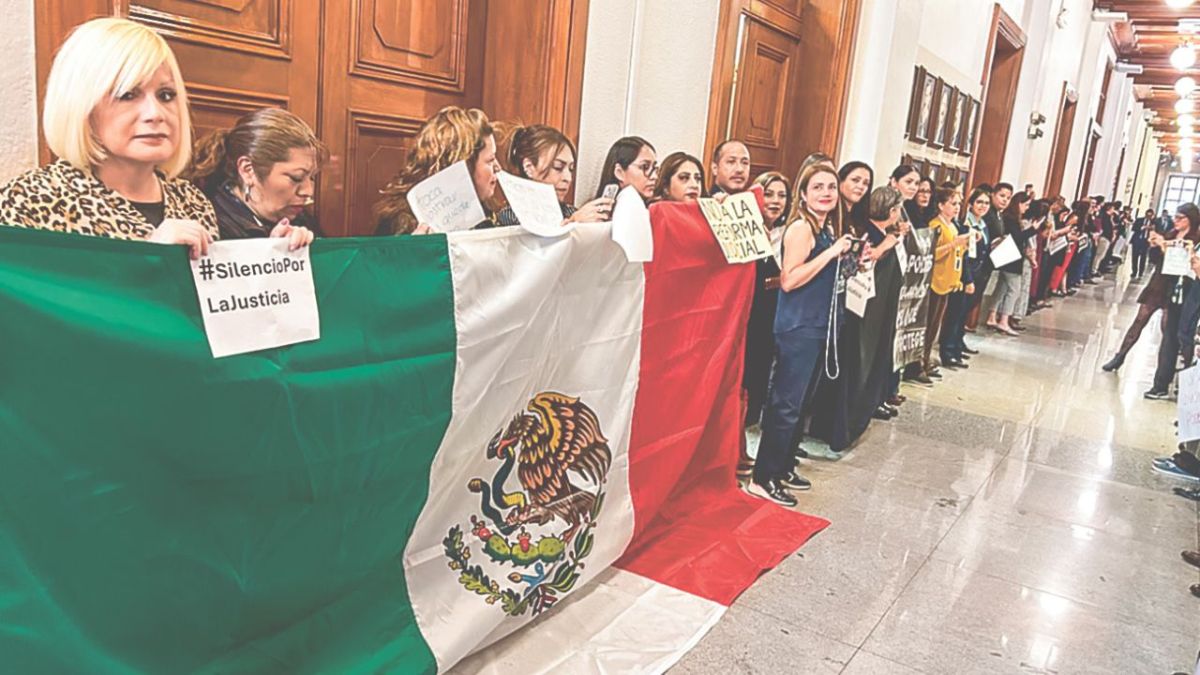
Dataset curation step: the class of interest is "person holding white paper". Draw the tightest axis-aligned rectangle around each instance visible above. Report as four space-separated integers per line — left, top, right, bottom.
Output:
0 18 218 258
1103 203 1200 378
495 124 613 227
593 137 657 203
186 108 320 248
374 107 501 235
1144 203 1200 399
983 192 1033 336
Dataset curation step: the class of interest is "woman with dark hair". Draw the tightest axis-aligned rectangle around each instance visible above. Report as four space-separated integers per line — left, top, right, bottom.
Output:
186 107 321 245
495 124 613 226
839 161 873 234
810 185 909 452
888 165 923 228
941 185 990 366
594 136 657 202
886 165 925 397
1012 199 1049 325
984 191 1033 335
1104 203 1200 377
1145 202 1200 399
747 162 852 506
740 171 791 475
652 152 707 203
922 186 971 380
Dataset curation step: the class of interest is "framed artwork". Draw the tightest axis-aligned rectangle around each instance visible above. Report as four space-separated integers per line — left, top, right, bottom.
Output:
948 91 969 153
905 66 924 139
962 98 981 155
930 79 954 149
926 160 941 183
912 68 938 144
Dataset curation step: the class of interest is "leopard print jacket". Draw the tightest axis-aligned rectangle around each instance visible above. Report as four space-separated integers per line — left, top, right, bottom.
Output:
0 159 219 240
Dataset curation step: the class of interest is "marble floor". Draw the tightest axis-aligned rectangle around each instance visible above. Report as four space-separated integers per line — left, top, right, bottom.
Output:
672 268 1200 675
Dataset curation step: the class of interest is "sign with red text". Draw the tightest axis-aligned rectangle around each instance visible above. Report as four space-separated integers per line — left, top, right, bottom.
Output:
189 238 320 358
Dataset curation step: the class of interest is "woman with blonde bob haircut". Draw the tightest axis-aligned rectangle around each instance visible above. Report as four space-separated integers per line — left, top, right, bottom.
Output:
0 18 217 258
374 106 500 235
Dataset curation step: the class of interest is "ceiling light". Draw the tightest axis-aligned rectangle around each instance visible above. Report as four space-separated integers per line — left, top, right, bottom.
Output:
1168 0 1195 10
1180 114 1196 127
1172 43 1197 70
1177 76 1198 97
1182 125 1195 137
1177 98 1195 114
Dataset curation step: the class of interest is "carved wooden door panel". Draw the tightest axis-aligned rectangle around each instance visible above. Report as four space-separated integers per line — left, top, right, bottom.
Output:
317 0 487 236
35 1 319 163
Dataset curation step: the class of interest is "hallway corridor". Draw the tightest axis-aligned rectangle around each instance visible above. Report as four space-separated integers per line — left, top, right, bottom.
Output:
674 271 1200 674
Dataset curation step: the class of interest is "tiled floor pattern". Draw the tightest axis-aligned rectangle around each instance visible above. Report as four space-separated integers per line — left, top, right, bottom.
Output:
672 268 1200 674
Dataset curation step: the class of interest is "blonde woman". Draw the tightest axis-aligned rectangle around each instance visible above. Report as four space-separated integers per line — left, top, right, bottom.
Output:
0 18 217 258
185 108 322 246
373 107 501 235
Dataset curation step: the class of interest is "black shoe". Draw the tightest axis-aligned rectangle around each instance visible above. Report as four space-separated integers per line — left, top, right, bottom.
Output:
881 402 899 418
1174 486 1200 502
746 478 798 506
960 352 972 360
912 373 934 385
963 346 979 355
929 370 943 379
779 471 812 491
944 360 968 370
1144 389 1170 400
872 406 892 421
1101 354 1124 372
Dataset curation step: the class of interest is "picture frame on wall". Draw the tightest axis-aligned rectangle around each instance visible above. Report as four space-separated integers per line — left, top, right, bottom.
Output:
962 98 981 156
905 67 923 139
926 160 940 182
913 68 938 144
930 80 954 149
947 91 969 153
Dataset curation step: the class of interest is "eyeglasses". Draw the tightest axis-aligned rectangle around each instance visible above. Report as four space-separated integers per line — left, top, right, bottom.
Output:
632 161 658 176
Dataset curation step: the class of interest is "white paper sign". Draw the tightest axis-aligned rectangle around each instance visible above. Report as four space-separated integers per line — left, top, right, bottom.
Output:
611 185 653 262
1163 243 1192 276
407 161 486 233
497 171 573 238
697 192 773 263
846 273 871 317
989 235 1022 268
189 238 320 358
1048 236 1068 255
1178 365 1200 442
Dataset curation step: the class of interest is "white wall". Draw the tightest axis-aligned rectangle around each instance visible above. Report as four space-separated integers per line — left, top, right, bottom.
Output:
574 0 720 203
0 0 38 183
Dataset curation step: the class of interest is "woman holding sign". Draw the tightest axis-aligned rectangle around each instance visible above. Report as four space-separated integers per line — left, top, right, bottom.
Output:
495 124 614 226
652 152 708 203
748 162 853 506
984 192 1032 336
186 108 320 247
0 18 217 258
374 107 501 235
922 187 972 381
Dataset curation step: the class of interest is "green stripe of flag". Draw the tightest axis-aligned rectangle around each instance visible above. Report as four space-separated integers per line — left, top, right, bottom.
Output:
0 228 454 674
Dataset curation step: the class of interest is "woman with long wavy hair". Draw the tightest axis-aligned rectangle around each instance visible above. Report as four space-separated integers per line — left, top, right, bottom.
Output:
373 106 501 235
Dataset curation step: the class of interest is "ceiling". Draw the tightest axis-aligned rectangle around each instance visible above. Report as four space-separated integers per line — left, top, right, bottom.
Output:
1100 0 1200 152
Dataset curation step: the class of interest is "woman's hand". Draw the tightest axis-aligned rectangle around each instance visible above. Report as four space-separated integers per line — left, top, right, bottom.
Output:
149 218 212 260
269 218 314 251
955 233 971 247
897 220 912 237
1148 231 1165 249
965 283 976 294
412 223 433 235
570 198 615 223
831 234 855 255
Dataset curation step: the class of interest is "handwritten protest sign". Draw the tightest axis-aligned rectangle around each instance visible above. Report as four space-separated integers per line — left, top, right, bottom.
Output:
894 228 935 368
407 161 486 233
497 172 573 237
697 192 773 263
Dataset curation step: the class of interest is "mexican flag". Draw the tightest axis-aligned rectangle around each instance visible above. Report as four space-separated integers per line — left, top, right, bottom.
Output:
0 204 827 674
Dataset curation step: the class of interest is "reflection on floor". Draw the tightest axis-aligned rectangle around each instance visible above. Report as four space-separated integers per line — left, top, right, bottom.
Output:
672 269 1200 675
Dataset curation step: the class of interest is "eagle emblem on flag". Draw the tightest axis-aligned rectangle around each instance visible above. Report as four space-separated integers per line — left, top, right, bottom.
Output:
443 392 611 616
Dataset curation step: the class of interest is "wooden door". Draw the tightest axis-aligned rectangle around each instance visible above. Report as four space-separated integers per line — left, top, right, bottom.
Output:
969 3 1025 189
1045 83 1079 199
316 1 487 237
35 1 320 164
705 0 861 182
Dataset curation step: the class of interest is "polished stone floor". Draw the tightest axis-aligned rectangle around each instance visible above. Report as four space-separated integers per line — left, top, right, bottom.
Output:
673 267 1200 675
